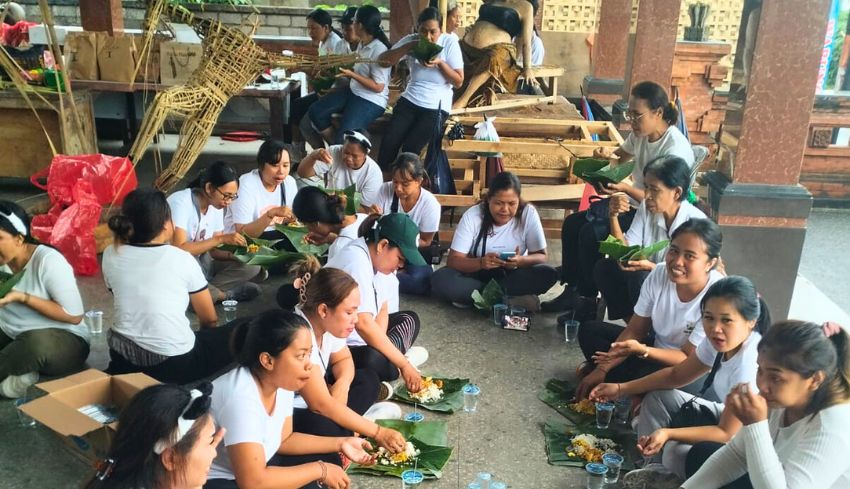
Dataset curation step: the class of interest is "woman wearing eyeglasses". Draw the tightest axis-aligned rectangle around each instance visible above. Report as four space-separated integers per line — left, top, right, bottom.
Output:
544 81 694 322
168 161 265 304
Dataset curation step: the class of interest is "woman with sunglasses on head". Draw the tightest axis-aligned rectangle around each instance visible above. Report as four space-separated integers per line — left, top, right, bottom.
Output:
168 161 265 304
544 81 695 321
0 200 88 398
82 383 223 489
296 129 383 209
682 320 850 489
226 140 298 242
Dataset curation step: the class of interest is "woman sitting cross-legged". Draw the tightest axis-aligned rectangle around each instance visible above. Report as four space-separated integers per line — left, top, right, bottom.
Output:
103 188 234 384
431 171 558 308
575 218 724 400
591 155 706 324
0 200 88 398
204 310 378 489
590 276 769 484
168 161 265 303
682 320 850 489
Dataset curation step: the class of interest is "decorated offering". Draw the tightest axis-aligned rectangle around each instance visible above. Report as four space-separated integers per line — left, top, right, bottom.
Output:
394 377 471 413
347 420 453 479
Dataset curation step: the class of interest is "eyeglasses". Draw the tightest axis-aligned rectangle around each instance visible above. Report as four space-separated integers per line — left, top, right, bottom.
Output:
213 187 238 201
623 111 649 122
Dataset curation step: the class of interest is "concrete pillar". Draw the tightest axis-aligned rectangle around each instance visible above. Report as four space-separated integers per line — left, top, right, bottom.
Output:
708 0 832 319
624 0 681 96
79 0 123 35
391 0 428 43
592 0 631 80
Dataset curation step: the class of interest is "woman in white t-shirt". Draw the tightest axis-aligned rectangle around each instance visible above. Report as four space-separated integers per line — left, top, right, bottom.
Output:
590 276 768 480
306 5 392 146
206 310 375 489
592 156 706 323
431 171 558 306
546 81 695 319
377 153 441 295
168 161 264 304
226 140 297 242
103 189 233 385
683 320 850 489
296 130 383 207
376 7 464 171
0 201 88 399
576 218 724 400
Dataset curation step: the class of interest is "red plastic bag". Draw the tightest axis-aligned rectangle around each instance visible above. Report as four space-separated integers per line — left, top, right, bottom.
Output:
30 153 137 208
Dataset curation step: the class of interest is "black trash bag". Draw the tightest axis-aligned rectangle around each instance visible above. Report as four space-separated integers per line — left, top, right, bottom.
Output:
424 103 456 195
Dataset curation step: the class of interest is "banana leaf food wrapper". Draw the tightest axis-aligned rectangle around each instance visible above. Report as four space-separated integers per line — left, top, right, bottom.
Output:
573 158 635 190
411 37 443 63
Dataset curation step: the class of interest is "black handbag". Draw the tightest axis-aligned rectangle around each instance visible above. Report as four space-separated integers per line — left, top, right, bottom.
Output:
668 353 723 429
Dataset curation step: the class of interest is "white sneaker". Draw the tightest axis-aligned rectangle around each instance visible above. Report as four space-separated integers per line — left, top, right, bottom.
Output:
363 402 402 421
404 346 429 369
0 372 39 399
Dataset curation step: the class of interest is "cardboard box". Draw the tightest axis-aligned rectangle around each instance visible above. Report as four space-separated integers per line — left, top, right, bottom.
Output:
20 369 159 463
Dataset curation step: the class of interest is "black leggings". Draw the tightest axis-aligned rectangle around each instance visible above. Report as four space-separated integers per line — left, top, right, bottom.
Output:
288 92 319 143
577 320 664 383
594 258 650 321
350 311 420 382
377 97 446 171
686 442 753 488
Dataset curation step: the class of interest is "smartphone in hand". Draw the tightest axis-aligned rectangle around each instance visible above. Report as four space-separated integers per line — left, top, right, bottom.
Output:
499 251 517 260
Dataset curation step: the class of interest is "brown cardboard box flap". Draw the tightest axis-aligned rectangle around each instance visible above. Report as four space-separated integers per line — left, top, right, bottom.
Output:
35 369 107 394
21 395 104 437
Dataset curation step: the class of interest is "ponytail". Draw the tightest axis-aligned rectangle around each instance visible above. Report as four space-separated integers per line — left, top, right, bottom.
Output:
357 213 383 241
289 254 321 305
231 310 309 375
827 323 850 408
108 188 171 245
631 80 679 126
355 5 391 49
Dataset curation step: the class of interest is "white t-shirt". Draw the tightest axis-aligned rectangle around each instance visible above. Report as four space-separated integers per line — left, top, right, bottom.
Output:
318 31 348 56
350 38 391 109
325 238 376 347
312 145 383 207
620 126 694 205
682 404 850 489
531 32 545 66
292 307 347 409
102 244 208 356
633 265 722 350
376 183 441 234
208 367 294 480
167 188 225 243
328 213 368 260
695 331 761 400
450 204 547 257
374 272 399 314
0 245 87 341
624 200 706 262
396 33 464 111
225 170 298 233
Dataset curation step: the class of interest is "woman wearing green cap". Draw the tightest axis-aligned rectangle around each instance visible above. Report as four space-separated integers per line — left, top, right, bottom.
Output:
324 213 426 394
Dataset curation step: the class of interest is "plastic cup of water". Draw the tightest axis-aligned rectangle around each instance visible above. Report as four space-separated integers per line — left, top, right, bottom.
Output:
222 300 238 323
585 463 608 489
602 453 624 484
564 319 579 343
85 310 103 335
404 412 424 423
492 304 508 326
614 396 631 425
491 483 507 489
595 402 615 429
467 483 481 489
463 383 480 413
477 472 492 489
401 469 424 489
14 398 36 428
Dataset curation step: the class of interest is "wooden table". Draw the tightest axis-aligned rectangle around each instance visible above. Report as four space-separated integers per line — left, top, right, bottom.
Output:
70 79 301 143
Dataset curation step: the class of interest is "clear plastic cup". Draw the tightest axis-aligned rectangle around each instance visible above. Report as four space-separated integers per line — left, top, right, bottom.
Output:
14 398 36 428
585 463 608 489
491 483 507 489
477 472 492 489
564 319 579 343
467 483 481 489
401 469 424 489
602 453 624 484
614 396 631 425
492 304 508 326
595 402 615 429
85 310 103 335
404 412 424 423
463 383 480 413
222 300 238 323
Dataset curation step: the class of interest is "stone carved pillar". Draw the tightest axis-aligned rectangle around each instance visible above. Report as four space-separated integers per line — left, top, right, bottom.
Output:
624 0 681 97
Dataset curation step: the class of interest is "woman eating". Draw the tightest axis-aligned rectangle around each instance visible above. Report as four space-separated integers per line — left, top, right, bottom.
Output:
0 200 88 398
376 7 464 171
103 188 232 384
168 161 264 304
205 310 376 489
576 218 723 400
431 171 557 308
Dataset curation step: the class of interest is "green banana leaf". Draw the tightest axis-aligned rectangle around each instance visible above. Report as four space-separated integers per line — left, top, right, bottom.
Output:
274 224 330 256
597 235 670 263
323 184 362 215
573 158 635 187
218 235 304 266
312 64 353 94
410 37 443 63
542 419 637 469
392 377 470 413
621 239 670 262
0 269 25 299
471 279 504 311
538 378 595 427
348 420 452 479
